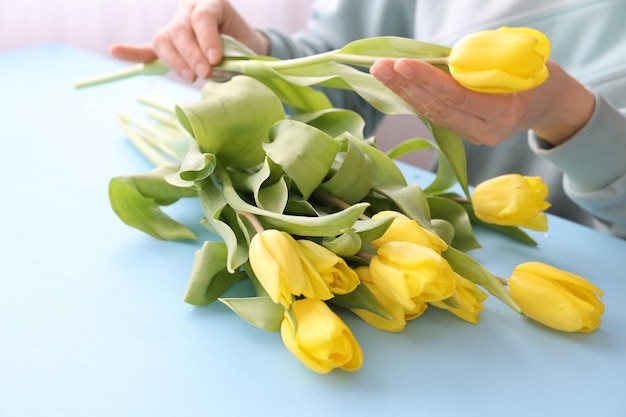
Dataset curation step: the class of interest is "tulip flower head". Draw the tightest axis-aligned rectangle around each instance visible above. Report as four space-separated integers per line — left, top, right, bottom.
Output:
472 174 551 231
369 241 456 311
281 299 363 373
296 239 360 295
350 266 410 332
371 211 448 253
449 26 550 93
248 230 332 307
430 274 488 324
508 262 604 333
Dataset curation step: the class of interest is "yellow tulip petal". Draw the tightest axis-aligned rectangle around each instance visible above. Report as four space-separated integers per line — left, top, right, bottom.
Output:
509 262 604 333
472 174 551 230
280 299 363 373
449 27 550 93
371 211 448 253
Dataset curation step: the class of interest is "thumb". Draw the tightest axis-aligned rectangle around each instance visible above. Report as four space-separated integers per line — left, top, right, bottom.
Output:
108 43 158 63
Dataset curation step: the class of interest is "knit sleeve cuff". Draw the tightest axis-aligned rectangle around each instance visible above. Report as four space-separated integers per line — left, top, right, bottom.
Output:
528 92 626 191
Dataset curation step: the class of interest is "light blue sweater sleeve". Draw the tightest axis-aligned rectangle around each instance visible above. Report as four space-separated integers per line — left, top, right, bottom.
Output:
529 94 626 237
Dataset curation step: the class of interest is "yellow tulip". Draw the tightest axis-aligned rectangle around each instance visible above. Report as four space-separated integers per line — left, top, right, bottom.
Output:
371 210 448 253
369 241 456 311
350 266 409 332
508 262 604 333
449 26 550 93
296 239 360 295
472 174 551 231
248 230 331 307
281 298 363 374
430 274 487 324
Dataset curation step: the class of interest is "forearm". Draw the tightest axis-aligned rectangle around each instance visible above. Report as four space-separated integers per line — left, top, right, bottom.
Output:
530 62 596 147
529 92 626 236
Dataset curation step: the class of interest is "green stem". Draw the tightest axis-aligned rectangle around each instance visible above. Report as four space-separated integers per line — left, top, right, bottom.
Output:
313 189 370 220
74 60 169 89
137 95 177 115
74 51 450 89
237 210 265 234
332 53 449 68
356 250 374 262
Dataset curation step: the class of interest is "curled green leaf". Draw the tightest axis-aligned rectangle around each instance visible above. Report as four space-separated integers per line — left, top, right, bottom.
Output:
264 119 342 199
176 75 285 169
219 296 285 332
108 165 198 240
184 241 247 305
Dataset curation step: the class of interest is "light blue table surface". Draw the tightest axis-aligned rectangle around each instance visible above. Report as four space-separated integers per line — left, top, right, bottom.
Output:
1 45 625 417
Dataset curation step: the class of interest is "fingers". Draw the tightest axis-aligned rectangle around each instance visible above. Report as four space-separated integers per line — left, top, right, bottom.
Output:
371 58 524 145
189 2 225 65
108 1 263 84
108 43 158 63
371 59 483 142
154 20 208 82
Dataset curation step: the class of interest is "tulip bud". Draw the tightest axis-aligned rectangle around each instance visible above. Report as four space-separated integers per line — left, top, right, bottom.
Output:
350 266 409 332
449 26 550 93
371 211 448 253
430 274 487 324
508 262 604 333
369 241 456 311
472 174 551 231
296 239 360 295
248 230 332 307
281 299 363 373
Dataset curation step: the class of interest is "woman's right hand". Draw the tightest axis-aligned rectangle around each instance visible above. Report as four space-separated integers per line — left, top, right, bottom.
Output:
108 0 269 82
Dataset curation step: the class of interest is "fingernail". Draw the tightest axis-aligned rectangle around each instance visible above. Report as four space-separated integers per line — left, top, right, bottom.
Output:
196 63 209 79
395 61 414 78
181 68 195 83
373 65 394 81
207 48 220 65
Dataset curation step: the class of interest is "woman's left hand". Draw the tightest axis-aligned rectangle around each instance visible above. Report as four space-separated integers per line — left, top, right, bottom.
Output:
370 58 595 147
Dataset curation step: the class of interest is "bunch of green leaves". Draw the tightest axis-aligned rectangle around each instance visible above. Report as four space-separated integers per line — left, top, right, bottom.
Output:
81 35 525 327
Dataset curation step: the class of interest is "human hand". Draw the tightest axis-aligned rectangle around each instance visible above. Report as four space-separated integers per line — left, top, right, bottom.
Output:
108 0 269 83
370 58 595 147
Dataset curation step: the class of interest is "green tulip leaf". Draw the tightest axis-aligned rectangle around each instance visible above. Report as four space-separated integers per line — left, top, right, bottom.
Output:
386 137 459 195
346 133 407 189
351 215 395 243
291 108 366 139
219 296 285 332
237 60 333 114
320 137 374 204
108 166 198 240
373 183 432 228
425 121 470 198
322 229 362 257
183 241 248 305
270 60 418 116
430 219 456 246
176 75 285 169
330 283 391 320
164 141 216 188
199 179 251 272
218 168 369 237
337 36 451 67
428 196 481 252
264 119 342 199
443 247 522 314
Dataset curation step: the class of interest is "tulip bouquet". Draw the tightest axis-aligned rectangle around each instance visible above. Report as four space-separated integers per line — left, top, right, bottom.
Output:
77 27 604 373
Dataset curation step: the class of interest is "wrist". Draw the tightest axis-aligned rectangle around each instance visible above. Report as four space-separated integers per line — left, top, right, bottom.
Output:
249 30 270 56
531 62 595 147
